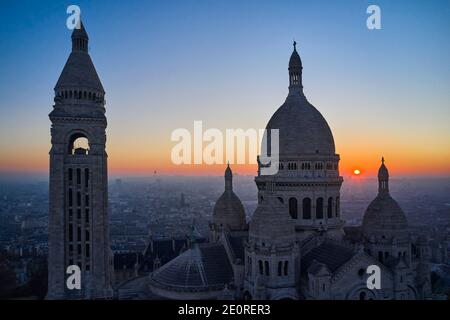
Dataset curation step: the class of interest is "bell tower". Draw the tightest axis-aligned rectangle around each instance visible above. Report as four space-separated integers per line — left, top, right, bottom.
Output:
47 21 113 299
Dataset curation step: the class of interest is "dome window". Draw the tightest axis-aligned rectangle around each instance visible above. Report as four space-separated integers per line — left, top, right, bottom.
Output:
316 198 324 219
302 198 311 219
289 198 298 219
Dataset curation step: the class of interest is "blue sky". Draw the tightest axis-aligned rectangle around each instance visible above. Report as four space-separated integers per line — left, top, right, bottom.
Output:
0 0 449 178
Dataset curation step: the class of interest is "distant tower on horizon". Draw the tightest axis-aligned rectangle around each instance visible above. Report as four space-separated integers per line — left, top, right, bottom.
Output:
47 21 113 299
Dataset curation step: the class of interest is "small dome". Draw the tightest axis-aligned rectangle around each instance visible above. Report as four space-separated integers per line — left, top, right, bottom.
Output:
264 95 335 157
363 158 408 236
362 194 408 235
213 191 246 230
249 194 295 243
213 165 246 230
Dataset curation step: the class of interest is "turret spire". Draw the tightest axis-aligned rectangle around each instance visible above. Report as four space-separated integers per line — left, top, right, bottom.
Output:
225 163 233 191
71 20 89 53
288 41 303 95
378 156 389 195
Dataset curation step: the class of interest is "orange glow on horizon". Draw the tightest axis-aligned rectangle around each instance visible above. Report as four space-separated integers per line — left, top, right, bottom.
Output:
1 140 450 177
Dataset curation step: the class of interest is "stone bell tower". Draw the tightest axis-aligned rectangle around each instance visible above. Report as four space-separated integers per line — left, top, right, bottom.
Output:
47 21 113 299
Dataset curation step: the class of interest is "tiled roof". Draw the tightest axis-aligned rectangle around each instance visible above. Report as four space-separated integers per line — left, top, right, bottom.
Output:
150 243 233 290
302 242 355 274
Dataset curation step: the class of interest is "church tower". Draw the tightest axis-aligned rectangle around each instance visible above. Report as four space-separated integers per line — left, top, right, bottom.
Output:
256 42 344 241
47 22 113 299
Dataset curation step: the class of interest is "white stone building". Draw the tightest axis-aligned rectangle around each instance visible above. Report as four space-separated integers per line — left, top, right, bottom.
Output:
140 43 433 300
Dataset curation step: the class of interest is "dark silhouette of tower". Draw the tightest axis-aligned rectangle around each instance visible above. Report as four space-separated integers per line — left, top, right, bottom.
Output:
47 22 113 299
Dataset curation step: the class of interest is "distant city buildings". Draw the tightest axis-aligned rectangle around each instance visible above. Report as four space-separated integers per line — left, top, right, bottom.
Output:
0 20 449 301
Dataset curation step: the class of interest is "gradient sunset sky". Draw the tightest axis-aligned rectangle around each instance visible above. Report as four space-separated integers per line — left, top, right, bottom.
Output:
0 0 449 178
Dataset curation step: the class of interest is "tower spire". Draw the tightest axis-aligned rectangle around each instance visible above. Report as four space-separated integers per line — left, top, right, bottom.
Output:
378 156 389 195
288 41 303 95
225 163 233 191
71 20 89 53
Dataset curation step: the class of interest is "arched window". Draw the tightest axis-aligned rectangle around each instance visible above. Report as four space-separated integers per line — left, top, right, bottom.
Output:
327 197 333 218
68 133 89 155
289 198 298 219
84 169 89 188
335 196 340 217
264 261 270 276
68 189 73 207
68 224 73 241
378 251 383 263
303 198 311 219
278 261 282 276
316 197 324 219
258 260 263 275
76 169 81 185
284 261 288 276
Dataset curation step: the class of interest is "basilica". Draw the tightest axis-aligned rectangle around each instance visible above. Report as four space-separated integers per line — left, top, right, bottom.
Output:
48 22 433 300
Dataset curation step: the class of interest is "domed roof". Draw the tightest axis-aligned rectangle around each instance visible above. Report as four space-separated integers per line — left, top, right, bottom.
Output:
149 244 233 291
362 158 408 236
263 43 335 158
362 194 408 234
265 95 335 157
213 165 246 230
249 194 295 243
289 42 302 68
213 192 246 229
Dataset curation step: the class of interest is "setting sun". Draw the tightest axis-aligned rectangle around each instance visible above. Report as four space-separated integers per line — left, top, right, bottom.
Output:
353 169 361 175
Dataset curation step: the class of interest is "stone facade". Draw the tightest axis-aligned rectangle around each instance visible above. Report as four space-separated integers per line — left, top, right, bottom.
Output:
134 43 433 300
47 22 113 299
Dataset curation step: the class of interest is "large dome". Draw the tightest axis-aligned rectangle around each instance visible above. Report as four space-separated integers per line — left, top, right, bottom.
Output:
265 95 336 157
262 43 335 158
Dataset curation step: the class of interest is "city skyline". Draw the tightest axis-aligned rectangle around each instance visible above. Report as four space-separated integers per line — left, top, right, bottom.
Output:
1 0 449 179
